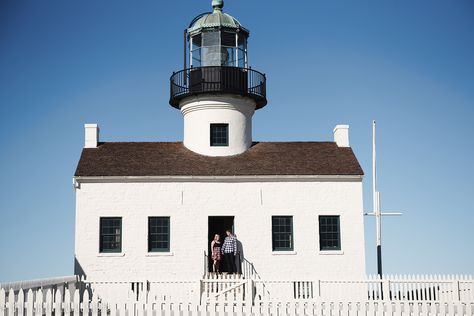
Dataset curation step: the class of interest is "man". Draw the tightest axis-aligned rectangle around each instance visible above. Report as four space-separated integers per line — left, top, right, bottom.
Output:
221 229 237 274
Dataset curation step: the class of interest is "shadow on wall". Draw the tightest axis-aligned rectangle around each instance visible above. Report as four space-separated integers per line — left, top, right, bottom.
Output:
74 257 87 280
236 236 244 274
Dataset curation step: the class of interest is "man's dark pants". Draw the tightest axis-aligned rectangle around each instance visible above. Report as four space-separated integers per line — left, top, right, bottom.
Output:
224 252 236 273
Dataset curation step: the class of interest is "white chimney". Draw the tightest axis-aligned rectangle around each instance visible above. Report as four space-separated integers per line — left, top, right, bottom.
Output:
333 124 350 147
84 124 99 148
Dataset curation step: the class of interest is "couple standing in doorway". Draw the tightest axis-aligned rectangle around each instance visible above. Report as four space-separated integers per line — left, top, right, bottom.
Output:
211 229 238 274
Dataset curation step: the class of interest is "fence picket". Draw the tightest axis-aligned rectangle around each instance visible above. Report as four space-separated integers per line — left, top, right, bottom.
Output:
16 289 24 316
54 288 62 316
82 290 90 316
44 289 52 316
119 301 127 316
100 300 108 316
64 290 71 315
72 290 80 316
466 303 473 316
441 303 453 315
414 303 422 316
337 302 345 316
34 289 43 316
0 289 5 316
25 289 33 316
91 294 99 316
6 289 15 316
217 301 225 315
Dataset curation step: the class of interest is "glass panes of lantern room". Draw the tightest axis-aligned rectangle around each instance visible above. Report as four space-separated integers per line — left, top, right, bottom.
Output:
190 30 247 68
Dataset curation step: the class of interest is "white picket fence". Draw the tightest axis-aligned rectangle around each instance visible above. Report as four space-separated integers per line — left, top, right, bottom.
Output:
1 274 473 315
320 275 474 302
0 276 78 293
3 274 473 305
1 288 474 316
80 274 474 305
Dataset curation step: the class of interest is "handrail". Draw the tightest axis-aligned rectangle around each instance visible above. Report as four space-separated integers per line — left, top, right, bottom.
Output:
0 275 79 292
169 66 267 109
203 251 209 277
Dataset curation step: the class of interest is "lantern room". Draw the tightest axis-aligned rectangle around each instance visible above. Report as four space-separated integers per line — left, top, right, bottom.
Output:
169 0 267 109
187 0 248 68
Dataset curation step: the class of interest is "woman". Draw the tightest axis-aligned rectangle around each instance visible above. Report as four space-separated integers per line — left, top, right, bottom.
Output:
211 234 221 273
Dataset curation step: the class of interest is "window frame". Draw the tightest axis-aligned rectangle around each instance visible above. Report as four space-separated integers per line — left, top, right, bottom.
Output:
99 217 122 253
318 215 341 251
148 216 171 253
210 123 229 147
271 216 294 251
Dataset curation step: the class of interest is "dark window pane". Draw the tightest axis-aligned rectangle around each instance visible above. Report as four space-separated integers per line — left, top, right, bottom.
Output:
202 31 220 46
272 216 293 251
192 34 202 48
192 48 201 67
319 216 341 251
210 124 229 146
148 217 170 252
238 34 247 46
100 217 122 253
221 32 236 47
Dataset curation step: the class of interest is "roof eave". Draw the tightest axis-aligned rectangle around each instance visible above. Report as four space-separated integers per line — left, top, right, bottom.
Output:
73 174 364 184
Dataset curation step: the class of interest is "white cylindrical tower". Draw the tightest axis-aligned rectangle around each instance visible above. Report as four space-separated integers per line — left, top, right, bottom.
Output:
169 0 267 156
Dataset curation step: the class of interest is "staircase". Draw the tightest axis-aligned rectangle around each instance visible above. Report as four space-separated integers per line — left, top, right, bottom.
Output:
201 273 247 303
201 252 264 304
203 251 260 280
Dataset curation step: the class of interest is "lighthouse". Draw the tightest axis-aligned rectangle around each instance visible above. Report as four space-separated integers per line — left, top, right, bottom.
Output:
74 0 366 287
169 0 267 156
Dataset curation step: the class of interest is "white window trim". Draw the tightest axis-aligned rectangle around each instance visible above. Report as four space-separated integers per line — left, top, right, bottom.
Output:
97 253 125 257
146 252 174 257
319 250 344 255
272 251 297 255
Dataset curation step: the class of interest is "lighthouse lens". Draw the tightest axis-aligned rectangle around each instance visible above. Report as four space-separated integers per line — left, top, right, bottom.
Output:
202 46 230 66
192 31 243 67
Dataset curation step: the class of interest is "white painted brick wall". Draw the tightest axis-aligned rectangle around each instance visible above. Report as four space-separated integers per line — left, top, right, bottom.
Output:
75 180 365 281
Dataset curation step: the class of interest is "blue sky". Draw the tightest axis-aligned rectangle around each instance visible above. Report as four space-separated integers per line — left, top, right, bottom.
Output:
0 0 473 282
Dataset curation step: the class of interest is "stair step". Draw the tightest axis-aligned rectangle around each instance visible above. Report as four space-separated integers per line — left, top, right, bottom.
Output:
203 273 244 280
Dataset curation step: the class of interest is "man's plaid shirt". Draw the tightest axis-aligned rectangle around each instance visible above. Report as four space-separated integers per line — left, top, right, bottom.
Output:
221 235 237 254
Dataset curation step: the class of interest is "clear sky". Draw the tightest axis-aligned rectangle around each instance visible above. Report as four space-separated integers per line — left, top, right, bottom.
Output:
0 0 473 282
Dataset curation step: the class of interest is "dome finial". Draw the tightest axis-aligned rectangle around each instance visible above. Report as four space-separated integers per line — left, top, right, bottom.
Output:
212 0 224 11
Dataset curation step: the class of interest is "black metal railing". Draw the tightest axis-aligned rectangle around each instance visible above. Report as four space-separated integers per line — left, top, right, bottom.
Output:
169 66 267 109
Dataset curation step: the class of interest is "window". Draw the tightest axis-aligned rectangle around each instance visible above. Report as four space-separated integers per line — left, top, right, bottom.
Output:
272 216 293 251
191 34 202 67
99 217 122 253
319 216 341 251
148 217 170 252
210 124 229 146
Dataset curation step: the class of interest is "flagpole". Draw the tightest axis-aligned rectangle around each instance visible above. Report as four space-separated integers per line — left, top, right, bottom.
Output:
365 120 402 278
373 120 383 277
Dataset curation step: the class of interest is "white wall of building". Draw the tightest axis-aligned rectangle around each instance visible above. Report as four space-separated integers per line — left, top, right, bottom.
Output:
180 95 256 156
75 178 365 282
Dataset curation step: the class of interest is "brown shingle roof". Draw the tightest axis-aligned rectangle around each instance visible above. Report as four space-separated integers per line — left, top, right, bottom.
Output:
74 142 364 177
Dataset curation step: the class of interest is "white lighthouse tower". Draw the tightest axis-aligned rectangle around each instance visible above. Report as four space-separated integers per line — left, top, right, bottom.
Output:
169 0 267 156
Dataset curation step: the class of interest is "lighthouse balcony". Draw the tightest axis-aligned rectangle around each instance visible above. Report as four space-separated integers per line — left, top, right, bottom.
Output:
169 66 267 109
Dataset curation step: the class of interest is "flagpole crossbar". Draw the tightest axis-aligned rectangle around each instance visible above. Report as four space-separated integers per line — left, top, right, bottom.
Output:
365 212 403 216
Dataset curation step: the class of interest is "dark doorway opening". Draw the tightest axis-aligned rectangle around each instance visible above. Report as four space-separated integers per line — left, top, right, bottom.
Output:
208 216 234 273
